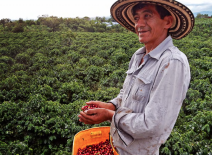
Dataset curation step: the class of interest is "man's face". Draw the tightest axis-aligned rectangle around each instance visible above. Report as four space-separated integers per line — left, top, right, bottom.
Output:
134 5 171 46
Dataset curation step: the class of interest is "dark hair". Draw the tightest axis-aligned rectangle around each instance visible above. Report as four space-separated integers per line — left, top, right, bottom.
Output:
132 3 171 19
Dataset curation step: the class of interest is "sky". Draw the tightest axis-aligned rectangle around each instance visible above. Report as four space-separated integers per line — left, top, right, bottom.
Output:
1 0 212 20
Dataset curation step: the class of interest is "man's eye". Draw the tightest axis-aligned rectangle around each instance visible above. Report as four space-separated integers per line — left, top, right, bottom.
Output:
134 17 139 21
144 14 151 18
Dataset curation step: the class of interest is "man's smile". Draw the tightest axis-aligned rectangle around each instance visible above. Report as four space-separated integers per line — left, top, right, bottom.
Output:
137 27 150 35
138 30 148 35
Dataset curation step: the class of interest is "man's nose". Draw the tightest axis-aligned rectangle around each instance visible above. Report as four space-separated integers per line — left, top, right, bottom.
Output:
136 18 146 27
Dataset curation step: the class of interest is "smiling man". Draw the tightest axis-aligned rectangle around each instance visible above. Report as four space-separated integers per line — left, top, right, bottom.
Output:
133 4 173 52
78 0 194 154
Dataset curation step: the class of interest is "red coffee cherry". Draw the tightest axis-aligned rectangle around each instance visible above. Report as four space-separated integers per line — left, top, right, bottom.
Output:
83 104 99 112
77 139 114 155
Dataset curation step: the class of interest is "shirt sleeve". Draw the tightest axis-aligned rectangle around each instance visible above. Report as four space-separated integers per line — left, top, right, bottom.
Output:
112 58 190 145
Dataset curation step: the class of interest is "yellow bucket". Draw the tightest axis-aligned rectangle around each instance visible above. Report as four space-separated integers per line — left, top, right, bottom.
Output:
72 126 118 155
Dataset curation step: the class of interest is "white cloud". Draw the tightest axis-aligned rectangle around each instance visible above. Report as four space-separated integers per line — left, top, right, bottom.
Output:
179 0 212 5
189 4 212 13
177 0 212 13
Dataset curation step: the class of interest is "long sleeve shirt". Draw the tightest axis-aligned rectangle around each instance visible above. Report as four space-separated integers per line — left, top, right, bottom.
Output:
110 36 191 155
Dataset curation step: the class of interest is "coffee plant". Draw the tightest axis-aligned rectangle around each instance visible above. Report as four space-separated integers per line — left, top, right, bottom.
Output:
0 18 212 154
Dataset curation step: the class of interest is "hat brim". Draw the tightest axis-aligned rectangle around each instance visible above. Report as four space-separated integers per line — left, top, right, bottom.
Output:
110 0 195 40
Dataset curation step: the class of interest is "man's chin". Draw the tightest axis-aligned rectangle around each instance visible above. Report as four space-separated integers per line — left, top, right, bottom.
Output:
138 37 146 43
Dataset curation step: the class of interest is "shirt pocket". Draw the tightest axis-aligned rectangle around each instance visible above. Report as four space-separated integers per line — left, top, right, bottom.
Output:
125 69 133 85
132 75 152 102
122 69 134 101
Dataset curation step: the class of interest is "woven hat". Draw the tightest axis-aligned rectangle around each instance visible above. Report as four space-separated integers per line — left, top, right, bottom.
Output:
110 0 195 39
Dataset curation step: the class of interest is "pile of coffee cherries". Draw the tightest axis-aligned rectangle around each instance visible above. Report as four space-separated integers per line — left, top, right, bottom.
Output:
83 104 100 112
77 139 114 155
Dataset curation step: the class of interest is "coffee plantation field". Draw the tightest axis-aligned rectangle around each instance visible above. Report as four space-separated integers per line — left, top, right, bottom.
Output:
0 18 212 154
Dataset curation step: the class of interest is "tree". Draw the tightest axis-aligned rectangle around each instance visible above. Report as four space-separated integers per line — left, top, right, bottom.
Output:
83 16 90 21
0 18 12 32
18 18 24 23
37 15 61 32
12 23 25 33
108 15 116 22
196 13 209 18
0 18 12 27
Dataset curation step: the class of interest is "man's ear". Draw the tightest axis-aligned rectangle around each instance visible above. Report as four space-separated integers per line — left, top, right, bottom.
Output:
164 15 174 29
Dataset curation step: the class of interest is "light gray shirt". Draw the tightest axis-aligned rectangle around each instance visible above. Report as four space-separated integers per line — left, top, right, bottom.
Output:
110 36 190 155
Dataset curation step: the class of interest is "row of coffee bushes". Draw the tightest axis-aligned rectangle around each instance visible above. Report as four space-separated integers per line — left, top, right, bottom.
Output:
1 18 212 154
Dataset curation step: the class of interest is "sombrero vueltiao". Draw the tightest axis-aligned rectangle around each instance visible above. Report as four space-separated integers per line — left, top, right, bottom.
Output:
110 0 195 39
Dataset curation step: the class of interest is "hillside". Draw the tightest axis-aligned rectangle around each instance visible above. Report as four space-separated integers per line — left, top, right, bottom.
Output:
0 18 212 154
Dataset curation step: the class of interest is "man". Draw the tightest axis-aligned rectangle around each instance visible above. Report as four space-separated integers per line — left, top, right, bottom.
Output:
78 0 194 154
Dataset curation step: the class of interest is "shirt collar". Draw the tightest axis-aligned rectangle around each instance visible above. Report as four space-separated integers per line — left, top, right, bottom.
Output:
135 36 174 60
148 36 174 60
135 47 146 55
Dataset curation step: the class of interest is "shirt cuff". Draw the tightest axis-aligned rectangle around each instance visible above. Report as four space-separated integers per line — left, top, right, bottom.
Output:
107 101 117 110
113 107 134 146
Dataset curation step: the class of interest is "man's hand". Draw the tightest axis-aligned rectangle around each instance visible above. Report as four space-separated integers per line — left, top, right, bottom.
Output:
78 108 115 124
82 101 116 111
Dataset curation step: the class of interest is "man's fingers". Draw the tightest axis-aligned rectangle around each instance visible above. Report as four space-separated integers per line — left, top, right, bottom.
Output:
86 101 99 105
78 113 96 124
86 109 98 115
81 106 86 110
79 117 94 124
78 108 107 125
79 111 94 121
